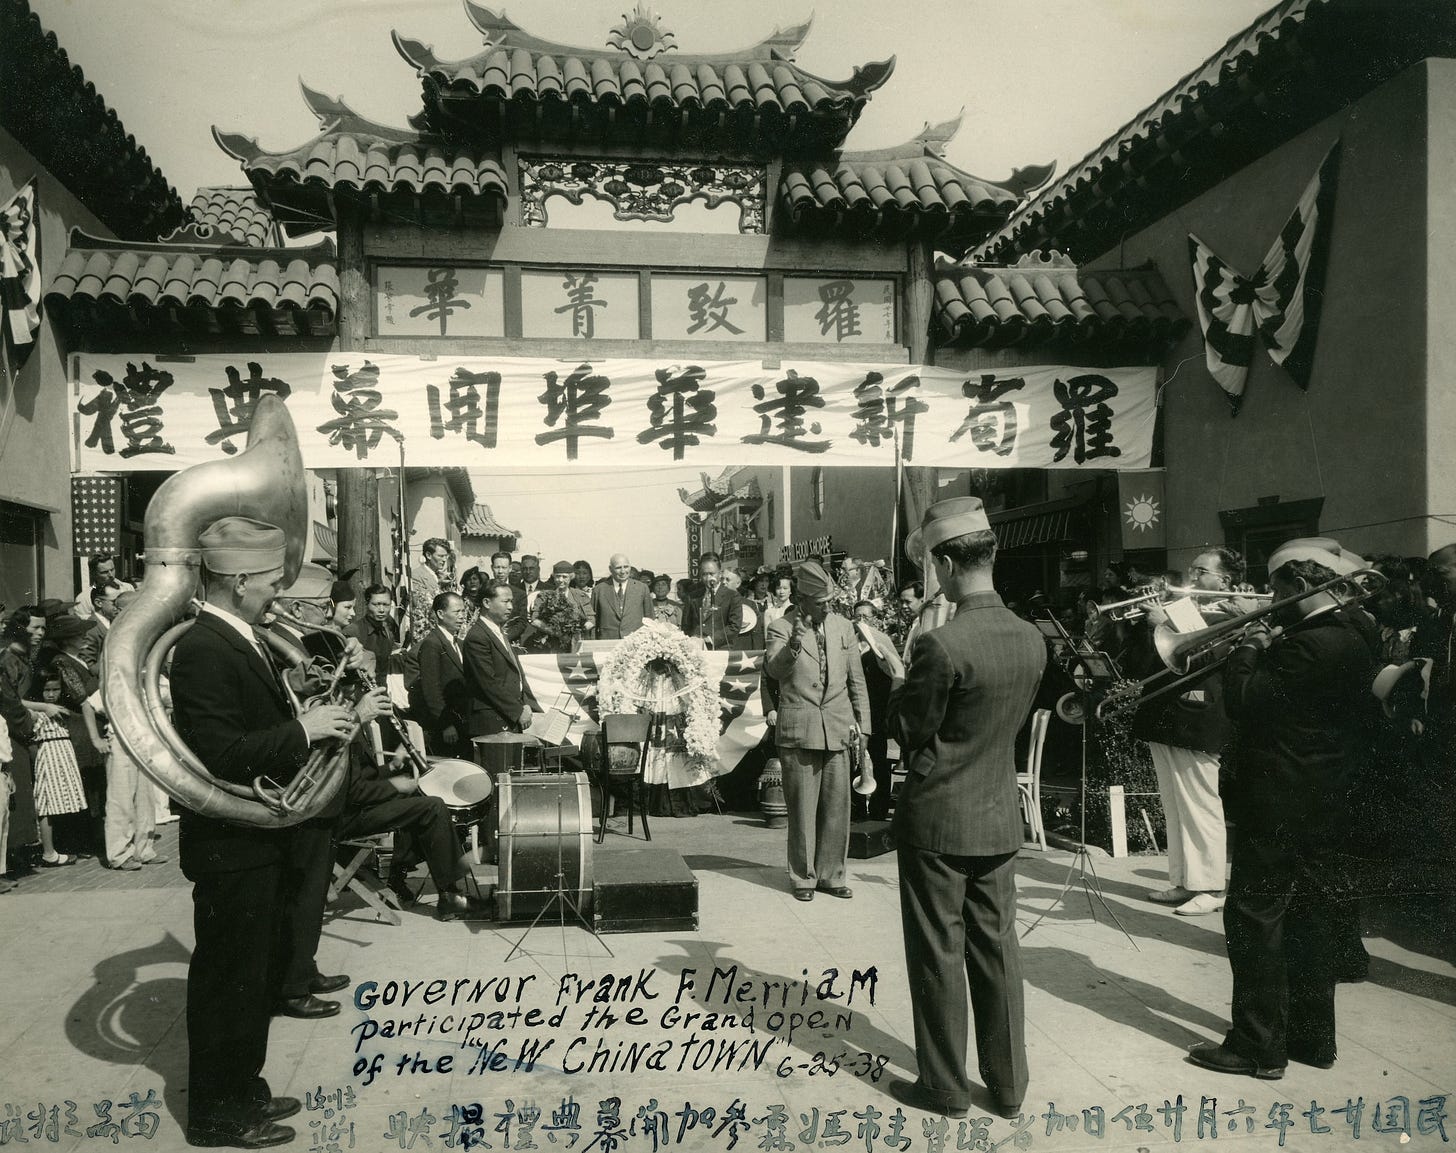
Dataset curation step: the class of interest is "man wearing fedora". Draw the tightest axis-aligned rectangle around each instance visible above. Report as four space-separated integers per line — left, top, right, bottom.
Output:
762 559 870 901
888 497 1046 1121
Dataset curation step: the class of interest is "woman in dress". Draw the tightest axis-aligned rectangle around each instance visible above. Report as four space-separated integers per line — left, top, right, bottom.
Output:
29 669 87 866
458 566 486 639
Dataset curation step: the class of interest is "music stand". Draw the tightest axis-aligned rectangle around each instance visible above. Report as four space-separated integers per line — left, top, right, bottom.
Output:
1021 647 1140 950
503 786 614 964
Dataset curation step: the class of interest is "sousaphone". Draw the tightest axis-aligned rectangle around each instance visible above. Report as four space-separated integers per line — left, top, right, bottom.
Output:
102 395 349 826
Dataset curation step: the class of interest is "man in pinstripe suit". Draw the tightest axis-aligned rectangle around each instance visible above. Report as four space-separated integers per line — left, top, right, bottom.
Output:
888 498 1046 1121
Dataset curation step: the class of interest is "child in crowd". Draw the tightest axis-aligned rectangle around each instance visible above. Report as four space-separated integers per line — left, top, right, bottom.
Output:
30 671 87 867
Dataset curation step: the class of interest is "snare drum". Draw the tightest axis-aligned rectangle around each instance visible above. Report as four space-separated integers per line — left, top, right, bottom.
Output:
496 772 593 924
414 757 494 827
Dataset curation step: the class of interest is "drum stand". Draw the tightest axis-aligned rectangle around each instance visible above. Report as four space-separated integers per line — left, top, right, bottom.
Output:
504 792 613 964
1019 691 1139 950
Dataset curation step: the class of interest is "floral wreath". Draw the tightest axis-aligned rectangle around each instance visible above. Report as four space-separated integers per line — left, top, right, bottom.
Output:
595 620 722 768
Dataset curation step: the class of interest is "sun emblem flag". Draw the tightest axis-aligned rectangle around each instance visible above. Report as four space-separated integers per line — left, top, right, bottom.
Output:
1117 470 1165 549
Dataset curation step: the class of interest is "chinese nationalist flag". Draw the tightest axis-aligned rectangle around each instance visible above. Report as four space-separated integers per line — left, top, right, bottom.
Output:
1117 470 1166 550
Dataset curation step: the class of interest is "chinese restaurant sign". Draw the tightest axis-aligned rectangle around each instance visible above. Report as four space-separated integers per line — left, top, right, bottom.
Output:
70 354 1159 473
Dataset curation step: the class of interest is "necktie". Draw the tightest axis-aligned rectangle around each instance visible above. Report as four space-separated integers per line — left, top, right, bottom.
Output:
816 622 829 686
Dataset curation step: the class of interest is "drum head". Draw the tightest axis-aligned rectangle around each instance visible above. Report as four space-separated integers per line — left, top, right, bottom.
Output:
420 757 493 807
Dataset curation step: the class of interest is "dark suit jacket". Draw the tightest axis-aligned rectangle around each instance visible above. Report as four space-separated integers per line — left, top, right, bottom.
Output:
591 578 654 640
683 586 745 650
412 626 471 753
170 610 309 875
503 585 529 642
462 618 528 736
890 591 1046 857
762 609 870 749
1222 608 1377 838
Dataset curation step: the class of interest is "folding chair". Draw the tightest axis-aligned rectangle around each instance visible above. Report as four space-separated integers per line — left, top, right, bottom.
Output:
328 833 403 925
595 713 652 843
1016 707 1051 851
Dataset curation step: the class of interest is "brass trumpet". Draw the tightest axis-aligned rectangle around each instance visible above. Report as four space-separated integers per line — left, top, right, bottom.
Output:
1095 568 1386 719
1099 584 1273 622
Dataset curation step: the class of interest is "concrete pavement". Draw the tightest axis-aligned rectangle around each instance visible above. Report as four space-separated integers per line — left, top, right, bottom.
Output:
0 813 1451 1152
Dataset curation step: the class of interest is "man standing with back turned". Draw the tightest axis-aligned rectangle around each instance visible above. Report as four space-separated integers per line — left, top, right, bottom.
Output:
888 498 1046 1121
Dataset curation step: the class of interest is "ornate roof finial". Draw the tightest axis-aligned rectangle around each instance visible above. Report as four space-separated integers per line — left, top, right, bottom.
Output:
607 3 676 60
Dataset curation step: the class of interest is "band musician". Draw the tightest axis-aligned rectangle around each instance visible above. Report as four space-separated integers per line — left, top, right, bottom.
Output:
170 517 382 1149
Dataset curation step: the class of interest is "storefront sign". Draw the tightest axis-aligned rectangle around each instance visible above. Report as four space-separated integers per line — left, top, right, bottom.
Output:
70 354 1160 473
650 274 767 342
779 535 834 563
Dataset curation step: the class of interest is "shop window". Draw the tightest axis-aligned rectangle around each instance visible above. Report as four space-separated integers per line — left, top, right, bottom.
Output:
1219 498 1323 587
0 501 45 609
811 468 825 520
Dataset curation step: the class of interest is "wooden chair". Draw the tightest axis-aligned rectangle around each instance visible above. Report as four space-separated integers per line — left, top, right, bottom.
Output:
595 713 652 844
328 834 403 925
1016 708 1052 851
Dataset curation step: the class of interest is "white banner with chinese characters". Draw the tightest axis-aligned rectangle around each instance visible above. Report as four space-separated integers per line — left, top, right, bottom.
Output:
69 354 1159 473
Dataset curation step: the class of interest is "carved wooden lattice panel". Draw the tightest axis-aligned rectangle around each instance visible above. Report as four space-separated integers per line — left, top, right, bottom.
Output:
520 159 766 232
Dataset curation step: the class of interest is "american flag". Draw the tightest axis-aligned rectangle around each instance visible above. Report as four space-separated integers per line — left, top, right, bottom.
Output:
72 476 122 557
1 178 40 369
1189 143 1341 414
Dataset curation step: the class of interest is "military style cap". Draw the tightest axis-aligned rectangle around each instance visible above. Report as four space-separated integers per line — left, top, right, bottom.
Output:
198 517 286 575
796 560 835 600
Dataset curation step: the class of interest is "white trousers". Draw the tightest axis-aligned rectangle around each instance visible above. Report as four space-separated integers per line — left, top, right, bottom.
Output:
1148 741 1226 893
104 748 158 865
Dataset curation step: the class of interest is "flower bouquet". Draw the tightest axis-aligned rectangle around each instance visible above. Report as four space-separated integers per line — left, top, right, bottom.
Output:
527 589 588 653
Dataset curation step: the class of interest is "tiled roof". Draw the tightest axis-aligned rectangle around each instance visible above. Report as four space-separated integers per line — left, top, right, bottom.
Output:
214 85 508 237
45 231 338 338
678 467 762 512
932 253 1188 351
780 114 1054 252
1 0 187 239
396 3 894 148
459 502 519 539
184 187 282 248
975 0 1456 262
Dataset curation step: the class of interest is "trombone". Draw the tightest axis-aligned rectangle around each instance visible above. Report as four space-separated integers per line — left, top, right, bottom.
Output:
1094 568 1386 720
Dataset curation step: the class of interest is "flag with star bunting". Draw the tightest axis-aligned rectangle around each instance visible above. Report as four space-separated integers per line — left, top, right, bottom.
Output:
518 648 767 781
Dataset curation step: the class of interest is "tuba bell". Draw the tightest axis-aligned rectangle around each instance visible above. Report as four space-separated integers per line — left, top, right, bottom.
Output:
101 395 349 826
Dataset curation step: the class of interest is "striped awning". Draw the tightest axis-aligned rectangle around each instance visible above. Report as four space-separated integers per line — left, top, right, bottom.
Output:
311 521 337 561
989 495 1087 551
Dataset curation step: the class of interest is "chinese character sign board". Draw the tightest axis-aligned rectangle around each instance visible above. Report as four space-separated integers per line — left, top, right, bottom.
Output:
71 476 122 556
374 266 505 338
650 275 767 342
783 277 896 344
520 269 640 340
70 354 1158 473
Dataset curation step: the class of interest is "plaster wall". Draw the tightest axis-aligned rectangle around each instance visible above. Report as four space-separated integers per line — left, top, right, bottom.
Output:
0 126 112 600
1426 59 1456 554
1085 63 1432 568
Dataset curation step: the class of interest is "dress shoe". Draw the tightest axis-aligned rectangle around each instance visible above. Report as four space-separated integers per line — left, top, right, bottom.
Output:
985 1096 1023 1122
1148 885 1195 904
186 1121 295 1148
109 859 143 871
141 854 170 865
309 973 350 995
274 994 340 1020
817 885 853 899
1174 892 1225 916
793 889 815 902
261 1098 301 1123
436 889 491 921
1187 1041 1284 1080
885 1079 968 1119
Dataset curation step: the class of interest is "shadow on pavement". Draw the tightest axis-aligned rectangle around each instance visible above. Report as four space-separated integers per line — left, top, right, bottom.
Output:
65 931 191 1129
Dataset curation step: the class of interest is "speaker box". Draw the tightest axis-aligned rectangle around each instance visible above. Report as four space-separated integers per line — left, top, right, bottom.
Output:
593 846 698 933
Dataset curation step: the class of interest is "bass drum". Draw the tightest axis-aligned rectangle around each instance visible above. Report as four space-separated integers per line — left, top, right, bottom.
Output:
496 772 594 924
